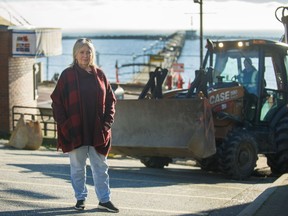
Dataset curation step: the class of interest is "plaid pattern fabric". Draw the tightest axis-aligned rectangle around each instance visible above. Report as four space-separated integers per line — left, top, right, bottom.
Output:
51 65 116 155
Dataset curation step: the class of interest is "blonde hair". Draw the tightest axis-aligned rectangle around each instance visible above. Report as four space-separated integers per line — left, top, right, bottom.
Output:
71 38 97 67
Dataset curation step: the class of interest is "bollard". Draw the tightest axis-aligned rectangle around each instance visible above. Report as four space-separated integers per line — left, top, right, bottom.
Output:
114 85 125 100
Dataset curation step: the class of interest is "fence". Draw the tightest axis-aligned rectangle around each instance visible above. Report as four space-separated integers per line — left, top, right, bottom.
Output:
12 105 57 137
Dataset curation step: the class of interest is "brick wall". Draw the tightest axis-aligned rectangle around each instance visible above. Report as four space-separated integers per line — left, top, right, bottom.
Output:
0 29 37 134
9 57 37 130
0 30 10 134
9 57 37 107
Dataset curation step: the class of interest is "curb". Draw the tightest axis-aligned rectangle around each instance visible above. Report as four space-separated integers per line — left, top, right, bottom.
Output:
237 173 288 216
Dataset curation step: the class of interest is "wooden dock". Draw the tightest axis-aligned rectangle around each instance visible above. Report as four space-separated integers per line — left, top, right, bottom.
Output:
131 31 186 84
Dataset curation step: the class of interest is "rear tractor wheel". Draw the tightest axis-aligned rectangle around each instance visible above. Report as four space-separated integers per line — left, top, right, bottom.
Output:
266 115 288 174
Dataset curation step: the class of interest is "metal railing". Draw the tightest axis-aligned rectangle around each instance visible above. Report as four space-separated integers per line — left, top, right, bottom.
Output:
12 105 57 137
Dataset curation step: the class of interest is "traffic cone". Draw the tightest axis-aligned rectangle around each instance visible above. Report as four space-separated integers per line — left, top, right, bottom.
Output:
188 78 191 89
177 74 184 89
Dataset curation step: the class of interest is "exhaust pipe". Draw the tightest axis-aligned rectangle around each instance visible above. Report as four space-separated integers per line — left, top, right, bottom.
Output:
282 15 288 44
275 6 288 44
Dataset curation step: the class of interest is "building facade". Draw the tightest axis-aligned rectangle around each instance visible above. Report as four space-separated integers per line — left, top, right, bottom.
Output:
0 23 61 136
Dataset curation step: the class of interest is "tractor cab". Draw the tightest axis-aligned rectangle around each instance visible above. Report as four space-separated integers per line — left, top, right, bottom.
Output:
203 39 288 125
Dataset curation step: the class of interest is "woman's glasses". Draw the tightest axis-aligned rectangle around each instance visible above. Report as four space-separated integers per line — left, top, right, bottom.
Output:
76 38 92 43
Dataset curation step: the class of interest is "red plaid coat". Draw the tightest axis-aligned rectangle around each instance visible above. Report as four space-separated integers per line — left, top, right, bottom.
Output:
50 65 116 155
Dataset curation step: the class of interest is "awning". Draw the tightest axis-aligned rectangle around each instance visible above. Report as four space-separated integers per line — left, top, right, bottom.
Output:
10 26 62 58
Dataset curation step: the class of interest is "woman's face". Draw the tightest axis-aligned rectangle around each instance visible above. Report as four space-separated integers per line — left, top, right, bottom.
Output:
76 45 92 68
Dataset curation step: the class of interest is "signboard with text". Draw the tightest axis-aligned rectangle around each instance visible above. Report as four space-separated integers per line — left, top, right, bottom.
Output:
172 63 184 72
150 55 165 63
11 28 62 57
12 30 37 57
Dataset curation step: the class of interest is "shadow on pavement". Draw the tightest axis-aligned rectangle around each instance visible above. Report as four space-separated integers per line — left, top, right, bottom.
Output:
0 207 98 216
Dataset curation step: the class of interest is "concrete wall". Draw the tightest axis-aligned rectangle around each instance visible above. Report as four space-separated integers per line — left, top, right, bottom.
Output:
0 29 36 135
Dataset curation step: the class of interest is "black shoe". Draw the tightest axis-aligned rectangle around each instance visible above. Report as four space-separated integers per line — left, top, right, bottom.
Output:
74 200 85 210
98 201 119 213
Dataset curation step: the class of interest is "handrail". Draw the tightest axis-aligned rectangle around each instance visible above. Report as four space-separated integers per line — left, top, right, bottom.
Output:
12 105 56 137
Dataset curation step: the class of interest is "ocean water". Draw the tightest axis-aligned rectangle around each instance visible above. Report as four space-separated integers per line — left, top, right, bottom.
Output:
38 30 283 88
40 38 166 83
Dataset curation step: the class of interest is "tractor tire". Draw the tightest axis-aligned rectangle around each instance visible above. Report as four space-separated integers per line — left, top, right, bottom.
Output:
266 115 288 174
196 154 219 172
140 157 172 169
218 128 258 180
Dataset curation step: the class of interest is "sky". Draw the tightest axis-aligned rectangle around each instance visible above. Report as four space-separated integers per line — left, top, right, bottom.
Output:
0 0 287 34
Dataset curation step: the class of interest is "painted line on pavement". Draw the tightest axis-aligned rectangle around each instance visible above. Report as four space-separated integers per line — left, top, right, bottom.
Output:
0 178 231 201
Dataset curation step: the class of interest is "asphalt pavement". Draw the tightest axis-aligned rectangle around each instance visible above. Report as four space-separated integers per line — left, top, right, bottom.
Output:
0 139 287 216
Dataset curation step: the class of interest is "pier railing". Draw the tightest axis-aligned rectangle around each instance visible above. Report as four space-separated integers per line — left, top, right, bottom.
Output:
12 105 57 137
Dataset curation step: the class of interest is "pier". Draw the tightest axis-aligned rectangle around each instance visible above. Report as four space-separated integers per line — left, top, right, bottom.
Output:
132 31 185 84
112 31 186 93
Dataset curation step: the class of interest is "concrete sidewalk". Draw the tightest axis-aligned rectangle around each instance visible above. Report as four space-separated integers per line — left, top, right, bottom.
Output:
237 173 288 216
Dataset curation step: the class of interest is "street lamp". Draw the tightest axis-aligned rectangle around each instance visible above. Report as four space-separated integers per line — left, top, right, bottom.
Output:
194 0 203 68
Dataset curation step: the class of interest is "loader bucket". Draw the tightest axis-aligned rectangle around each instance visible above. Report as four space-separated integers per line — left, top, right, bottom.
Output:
111 98 216 160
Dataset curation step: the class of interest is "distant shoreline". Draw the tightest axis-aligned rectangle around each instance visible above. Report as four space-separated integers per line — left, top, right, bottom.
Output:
62 34 172 40
62 29 282 41
62 30 197 40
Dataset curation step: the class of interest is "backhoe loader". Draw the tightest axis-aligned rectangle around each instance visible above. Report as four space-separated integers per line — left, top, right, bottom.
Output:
111 6 288 179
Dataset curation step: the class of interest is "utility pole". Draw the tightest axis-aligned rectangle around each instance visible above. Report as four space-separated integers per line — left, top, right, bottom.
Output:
194 0 203 68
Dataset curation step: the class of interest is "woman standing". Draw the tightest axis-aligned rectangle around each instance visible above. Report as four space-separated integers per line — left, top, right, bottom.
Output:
50 38 119 213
